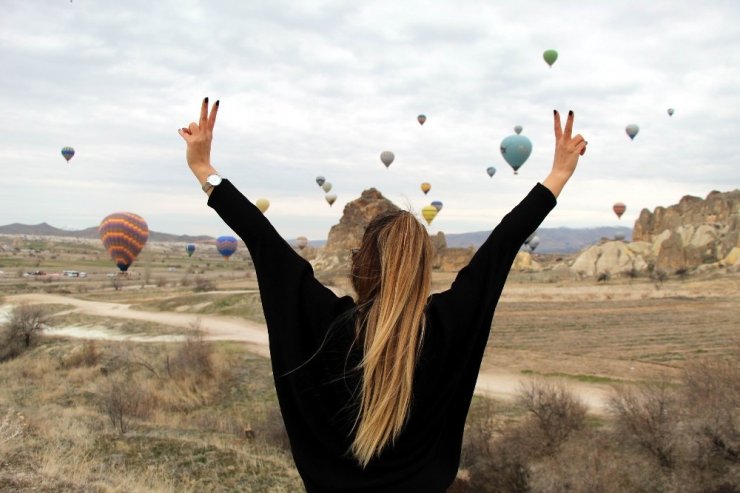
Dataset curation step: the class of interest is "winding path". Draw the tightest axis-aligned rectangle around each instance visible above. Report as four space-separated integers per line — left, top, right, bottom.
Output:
3 293 611 413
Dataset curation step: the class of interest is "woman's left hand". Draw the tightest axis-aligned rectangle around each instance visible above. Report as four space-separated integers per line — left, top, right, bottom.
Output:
178 97 219 181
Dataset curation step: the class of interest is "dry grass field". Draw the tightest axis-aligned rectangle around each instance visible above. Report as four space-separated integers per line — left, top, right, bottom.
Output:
1 236 738 491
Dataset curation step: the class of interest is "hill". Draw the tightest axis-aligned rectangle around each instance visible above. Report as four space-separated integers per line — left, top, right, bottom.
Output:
0 222 213 243
445 227 633 253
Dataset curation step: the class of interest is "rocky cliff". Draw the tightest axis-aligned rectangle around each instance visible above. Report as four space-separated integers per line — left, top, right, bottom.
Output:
310 189 474 275
571 189 739 277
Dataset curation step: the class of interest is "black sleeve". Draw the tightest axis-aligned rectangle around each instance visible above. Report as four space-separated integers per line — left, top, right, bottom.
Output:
207 180 344 356
429 183 556 346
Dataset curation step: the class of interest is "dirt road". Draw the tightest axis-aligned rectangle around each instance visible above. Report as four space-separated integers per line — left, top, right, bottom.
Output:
3 293 611 413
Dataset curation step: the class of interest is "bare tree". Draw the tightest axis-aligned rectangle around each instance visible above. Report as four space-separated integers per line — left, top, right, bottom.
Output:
0 304 48 361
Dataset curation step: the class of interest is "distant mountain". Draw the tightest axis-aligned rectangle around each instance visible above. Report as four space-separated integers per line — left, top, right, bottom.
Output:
0 222 213 243
445 226 633 253
0 222 630 253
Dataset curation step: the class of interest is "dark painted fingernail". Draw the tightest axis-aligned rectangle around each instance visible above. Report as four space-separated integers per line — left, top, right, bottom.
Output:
568 110 573 116
215 100 220 106
204 97 209 104
553 109 557 115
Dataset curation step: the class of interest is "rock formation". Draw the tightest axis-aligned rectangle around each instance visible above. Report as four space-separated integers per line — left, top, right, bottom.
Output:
571 189 739 277
310 189 476 275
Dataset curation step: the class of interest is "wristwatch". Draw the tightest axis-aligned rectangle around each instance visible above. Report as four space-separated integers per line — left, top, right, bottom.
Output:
202 174 222 194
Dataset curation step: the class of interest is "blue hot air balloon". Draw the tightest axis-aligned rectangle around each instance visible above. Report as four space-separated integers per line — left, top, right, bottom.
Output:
216 236 238 260
431 200 443 212
61 147 75 163
186 244 196 257
500 134 532 174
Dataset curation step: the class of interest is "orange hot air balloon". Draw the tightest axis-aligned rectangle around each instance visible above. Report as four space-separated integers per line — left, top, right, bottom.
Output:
613 202 626 219
420 182 431 195
99 212 149 272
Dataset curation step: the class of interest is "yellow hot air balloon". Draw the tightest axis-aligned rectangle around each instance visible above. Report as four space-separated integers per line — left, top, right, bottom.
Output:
420 182 431 195
421 205 438 225
256 198 270 214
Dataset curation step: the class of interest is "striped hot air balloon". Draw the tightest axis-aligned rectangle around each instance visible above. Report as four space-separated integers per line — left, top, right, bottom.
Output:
61 147 75 163
216 236 238 260
99 212 149 272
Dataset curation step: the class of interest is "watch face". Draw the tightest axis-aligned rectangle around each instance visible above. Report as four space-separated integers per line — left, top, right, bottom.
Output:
208 175 222 186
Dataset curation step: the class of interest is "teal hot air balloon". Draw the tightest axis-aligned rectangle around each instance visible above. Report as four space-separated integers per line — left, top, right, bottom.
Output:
486 166 496 178
500 134 533 174
186 244 196 257
625 124 639 140
543 49 558 67
514 125 523 135
216 236 238 260
316 176 326 187
431 200 443 212
417 114 427 125
61 147 75 163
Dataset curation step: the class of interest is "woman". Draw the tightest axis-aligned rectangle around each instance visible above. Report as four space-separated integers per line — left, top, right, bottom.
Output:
178 99 586 492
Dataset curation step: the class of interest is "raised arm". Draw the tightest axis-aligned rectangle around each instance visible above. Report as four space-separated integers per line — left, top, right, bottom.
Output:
178 99 346 361
429 110 586 346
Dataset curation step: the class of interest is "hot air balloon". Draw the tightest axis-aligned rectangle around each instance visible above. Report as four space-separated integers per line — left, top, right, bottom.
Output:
543 49 558 67
431 200 443 212
255 198 270 214
325 193 337 206
613 202 626 219
514 125 523 135
316 176 326 187
667 108 674 117
99 212 149 272
380 151 395 168
216 236 238 260
421 205 438 225
625 124 639 140
500 134 533 174
417 114 427 125
321 182 332 193
528 236 540 252
486 166 496 178
61 147 75 163
420 182 431 195
186 244 196 257
296 236 308 250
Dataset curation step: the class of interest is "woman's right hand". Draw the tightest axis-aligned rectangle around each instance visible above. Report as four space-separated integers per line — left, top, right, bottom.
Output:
178 97 220 186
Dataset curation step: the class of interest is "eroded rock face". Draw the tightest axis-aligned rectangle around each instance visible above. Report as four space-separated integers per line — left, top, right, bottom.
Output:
310 189 473 275
572 189 739 277
311 188 400 274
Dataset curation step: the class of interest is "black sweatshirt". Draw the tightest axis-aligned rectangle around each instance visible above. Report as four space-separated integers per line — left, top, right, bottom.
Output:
208 180 556 493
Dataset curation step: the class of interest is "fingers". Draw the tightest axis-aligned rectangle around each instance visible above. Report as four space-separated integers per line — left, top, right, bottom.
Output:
188 122 198 134
208 100 219 132
564 110 574 139
199 97 209 128
177 128 191 142
553 110 562 141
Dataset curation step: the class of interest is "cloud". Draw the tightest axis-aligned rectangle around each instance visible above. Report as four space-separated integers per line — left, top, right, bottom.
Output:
1 0 739 241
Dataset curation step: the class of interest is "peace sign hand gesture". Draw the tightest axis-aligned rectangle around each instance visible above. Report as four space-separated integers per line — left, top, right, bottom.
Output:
178 97 220 187
542 110 587 198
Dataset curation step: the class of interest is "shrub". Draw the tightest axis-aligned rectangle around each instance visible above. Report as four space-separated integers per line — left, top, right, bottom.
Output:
193 277 216 292
517 379 587 455
597 271 611 283
608 382 678 469
652 269 668 288
100 373 145 434
0 303 48 361
63 340 101 369
166 325 213 380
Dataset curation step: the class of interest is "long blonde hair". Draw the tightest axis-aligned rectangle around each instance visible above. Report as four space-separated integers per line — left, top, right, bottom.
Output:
349 210 433 467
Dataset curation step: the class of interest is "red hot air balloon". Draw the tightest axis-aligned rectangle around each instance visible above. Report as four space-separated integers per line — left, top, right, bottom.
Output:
99 212 149 272
613 202 626 219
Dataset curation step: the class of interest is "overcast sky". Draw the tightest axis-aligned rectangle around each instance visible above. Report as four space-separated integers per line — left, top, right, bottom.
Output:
1 0 739 241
